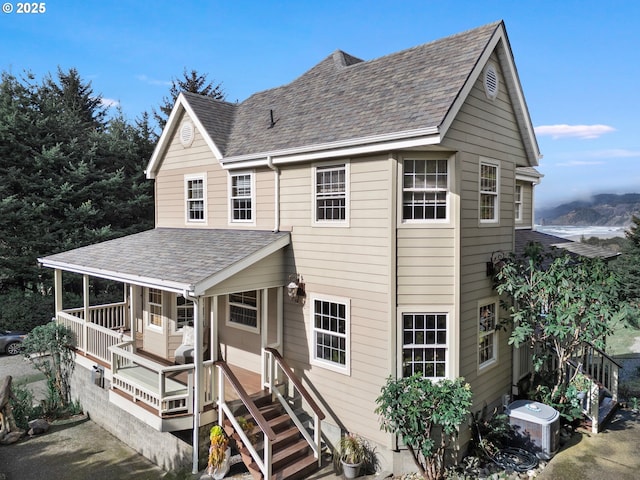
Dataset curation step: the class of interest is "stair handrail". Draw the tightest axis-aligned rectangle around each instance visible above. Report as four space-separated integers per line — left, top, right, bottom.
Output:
214 360 276 479
264 347 325 420
265 347 325 465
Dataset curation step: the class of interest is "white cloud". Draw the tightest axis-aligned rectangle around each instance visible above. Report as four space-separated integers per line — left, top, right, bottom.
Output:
100 98 120 108
556 160 605 167
534 124 615 139
135 74 171 86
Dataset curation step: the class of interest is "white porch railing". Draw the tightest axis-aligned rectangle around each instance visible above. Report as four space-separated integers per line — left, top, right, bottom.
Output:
57 310 128 364
110 341 194 416
265 347 324 466
65 301 128 330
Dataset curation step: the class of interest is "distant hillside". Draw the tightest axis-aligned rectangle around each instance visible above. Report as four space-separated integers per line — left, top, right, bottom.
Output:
537 193 640 226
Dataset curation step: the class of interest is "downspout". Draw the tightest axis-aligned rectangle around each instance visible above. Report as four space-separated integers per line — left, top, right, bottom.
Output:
184 290 201 475
266 156 280 232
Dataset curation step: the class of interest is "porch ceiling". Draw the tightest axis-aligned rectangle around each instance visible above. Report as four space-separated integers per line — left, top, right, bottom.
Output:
38 228 291 295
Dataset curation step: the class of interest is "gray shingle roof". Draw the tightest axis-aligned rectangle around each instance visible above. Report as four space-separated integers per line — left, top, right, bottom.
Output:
515 229 619 260
39 228 290 293
186 21 502 158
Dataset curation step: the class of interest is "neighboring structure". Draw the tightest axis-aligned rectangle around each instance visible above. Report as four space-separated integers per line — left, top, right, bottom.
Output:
39 20 544 476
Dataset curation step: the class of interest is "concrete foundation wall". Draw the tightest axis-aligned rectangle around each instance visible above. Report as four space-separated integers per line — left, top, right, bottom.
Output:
70 363 193 472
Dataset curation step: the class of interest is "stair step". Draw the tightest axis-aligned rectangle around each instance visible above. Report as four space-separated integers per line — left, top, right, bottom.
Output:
246 451 318 480
268 413 293 431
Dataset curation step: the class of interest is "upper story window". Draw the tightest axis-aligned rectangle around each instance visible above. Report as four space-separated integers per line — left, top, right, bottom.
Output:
314 163 349 224
515 184 523 222
176 296 194 331
311 295 350 374
185 174 206 223
148 288 163 329
402 312 448 379
230 172 254 223
479 300 498 369
479 161 499 223
402 159 448 221
227 290 259 333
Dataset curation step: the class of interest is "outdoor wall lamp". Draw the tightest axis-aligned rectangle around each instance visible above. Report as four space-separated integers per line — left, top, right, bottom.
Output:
287 274 305 302
486 251 506 277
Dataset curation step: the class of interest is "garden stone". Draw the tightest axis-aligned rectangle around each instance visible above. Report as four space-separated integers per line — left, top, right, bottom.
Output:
28 418 49 436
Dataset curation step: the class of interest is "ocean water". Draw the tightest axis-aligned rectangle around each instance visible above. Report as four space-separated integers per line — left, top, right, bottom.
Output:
535 225 628 240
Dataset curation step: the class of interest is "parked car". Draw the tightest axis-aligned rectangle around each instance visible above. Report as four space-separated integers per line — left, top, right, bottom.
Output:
0 330 26 355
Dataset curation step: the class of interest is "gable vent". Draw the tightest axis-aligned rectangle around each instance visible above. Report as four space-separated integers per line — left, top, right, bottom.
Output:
484 64 499 100
180 121 195 147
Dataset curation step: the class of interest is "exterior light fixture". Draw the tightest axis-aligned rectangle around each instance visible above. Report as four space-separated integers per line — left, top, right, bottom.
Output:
287 274 305 302
486 251 506 277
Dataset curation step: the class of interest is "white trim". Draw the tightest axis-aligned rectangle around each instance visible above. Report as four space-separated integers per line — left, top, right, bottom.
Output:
228 170 256 225
146 93 223 179
514 184 523 223
312 161 350 227
225 291 261 334
146 287 164 332
477 297 499 372
221 134 442 171
397 305 454 380
479 158 500 224
398 154 452 225
309 293 351 375
184 173 208 225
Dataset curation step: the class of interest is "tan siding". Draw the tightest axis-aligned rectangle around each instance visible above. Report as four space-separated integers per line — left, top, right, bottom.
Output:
205 251 287 296
279 155 394 445
448 56 521 408
516 181 534 228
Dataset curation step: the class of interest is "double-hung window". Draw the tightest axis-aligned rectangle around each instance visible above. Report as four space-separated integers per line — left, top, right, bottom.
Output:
311 296 350 373
402 313 448 378
514 184 523 222
148 288 163 329
402 159 448 221
227 291 259 332
185 174 206 223
479 161 499 222
314 163 348 224
478 300 498 369
230 172 254 222
176 296 194 330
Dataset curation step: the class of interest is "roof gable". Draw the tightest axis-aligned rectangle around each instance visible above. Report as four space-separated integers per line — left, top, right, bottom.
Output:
146 93 237 179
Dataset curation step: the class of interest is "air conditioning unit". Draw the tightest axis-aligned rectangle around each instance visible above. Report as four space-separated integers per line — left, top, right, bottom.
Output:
507 400 560 460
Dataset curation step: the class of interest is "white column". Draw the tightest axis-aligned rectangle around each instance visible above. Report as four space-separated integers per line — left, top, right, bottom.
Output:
54 269 63 315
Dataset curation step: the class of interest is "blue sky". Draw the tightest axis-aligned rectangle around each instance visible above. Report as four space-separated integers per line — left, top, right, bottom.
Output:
1 0 638 208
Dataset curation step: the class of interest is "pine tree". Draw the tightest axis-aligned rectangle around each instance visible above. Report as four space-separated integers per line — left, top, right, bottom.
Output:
153 68 225 129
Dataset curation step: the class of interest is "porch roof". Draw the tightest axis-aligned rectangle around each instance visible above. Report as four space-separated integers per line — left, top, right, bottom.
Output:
38 228 291 295
515 229 619 260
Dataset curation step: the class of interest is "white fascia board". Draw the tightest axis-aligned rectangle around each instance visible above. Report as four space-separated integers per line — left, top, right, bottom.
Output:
191 234 290 296
38 258 191 294
516 171 543 184
146 93 223 179
439 24 541 167
221 130 441 170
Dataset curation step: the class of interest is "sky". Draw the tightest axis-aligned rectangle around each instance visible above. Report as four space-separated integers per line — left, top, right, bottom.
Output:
1 0 638 209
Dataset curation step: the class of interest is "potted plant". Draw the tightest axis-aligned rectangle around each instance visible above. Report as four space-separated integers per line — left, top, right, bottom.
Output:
337 433 366 479
207 425 231 479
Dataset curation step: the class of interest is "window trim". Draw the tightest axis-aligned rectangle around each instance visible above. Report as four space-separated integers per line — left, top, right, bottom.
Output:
515 184 523 223
400 156 450 224
228 170 256 225
185 173 207 224
226 291 260 334
479 159 499 224
400 310 450 380
146 288 163 332
312 161 350 227
309 294 351 375
173 294 194 333
478 298 499 371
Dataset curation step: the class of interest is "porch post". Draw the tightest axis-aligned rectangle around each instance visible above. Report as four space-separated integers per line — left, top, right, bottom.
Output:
191 294 204 475
82 274 89 352
54 269 63 315
261 288 268 387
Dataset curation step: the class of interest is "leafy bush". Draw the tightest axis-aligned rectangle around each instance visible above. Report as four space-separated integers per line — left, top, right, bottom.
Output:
9 382 44 430
376 375 472 480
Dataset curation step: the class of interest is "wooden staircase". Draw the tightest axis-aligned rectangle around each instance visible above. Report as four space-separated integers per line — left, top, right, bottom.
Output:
223 393 319 480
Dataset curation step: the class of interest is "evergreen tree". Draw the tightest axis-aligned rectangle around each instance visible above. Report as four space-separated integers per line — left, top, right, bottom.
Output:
153 68 225 129
0 68 154 330
614 215 640 305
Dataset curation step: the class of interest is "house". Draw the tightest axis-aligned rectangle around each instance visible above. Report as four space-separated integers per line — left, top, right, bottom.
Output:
39 20 545 476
